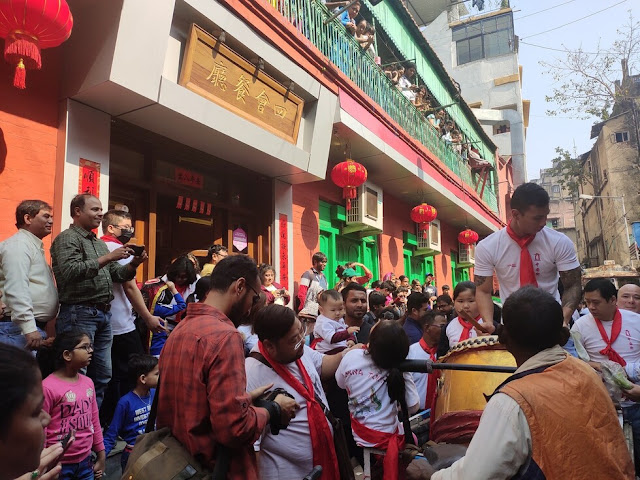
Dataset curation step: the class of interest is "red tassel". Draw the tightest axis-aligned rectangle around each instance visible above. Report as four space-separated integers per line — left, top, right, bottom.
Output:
346 198 351 211
4 35 42 69
13 59 26 89
422 225 428 239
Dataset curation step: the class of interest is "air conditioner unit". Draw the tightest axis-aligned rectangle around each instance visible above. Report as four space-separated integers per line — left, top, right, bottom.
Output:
342 181 384 235
459 243 476 267
415 219 441 256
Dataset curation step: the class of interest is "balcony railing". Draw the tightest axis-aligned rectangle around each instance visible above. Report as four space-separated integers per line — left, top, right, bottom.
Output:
268 0 498 213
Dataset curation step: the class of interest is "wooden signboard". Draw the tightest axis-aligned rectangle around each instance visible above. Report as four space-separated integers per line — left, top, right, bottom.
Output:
179 24 304 144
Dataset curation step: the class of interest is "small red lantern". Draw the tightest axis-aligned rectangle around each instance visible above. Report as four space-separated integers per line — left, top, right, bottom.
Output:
331 159 368 210
411 203 437 238
0 0 74 89
458 229 479 245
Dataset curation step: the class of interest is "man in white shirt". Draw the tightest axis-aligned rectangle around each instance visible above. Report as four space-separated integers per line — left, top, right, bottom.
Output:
571 278 640 472
474 182 582 329
245 304 351 480
0 200 58 349
99 209 165 424
397 62 418 102
433 286 633 480
406 310 447 410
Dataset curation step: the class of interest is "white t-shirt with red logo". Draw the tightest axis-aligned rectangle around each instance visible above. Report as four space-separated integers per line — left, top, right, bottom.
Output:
406 342 438 410
335 348 419 446
571 309 640 383
475 227 580 304
446 316 485 349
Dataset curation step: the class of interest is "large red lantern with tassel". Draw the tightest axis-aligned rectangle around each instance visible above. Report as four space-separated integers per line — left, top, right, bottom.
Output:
458 228 479 245
331 159 367 210
411 203 437 238
0 0 73 89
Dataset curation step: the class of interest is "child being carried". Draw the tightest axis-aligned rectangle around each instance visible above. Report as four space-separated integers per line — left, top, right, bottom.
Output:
313 290 359 354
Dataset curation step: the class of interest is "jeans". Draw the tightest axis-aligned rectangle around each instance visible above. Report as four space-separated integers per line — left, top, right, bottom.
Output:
60 455 94 480
0 322 46 349
121 450 131 472
623 403 640 475
56 304 112 409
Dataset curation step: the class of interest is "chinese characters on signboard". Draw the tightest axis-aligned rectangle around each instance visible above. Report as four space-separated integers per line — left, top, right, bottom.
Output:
175 167 204 189
178 24 304 144
279 214 289 290
78 159 100 196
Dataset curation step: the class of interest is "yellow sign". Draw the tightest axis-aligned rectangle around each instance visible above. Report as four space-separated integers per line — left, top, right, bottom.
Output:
179 24 304 144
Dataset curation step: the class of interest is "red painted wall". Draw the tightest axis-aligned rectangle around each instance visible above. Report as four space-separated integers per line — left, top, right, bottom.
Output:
0 49 61 254
293 178 468 292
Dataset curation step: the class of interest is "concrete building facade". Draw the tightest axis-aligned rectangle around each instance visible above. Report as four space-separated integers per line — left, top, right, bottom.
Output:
531 165 577 245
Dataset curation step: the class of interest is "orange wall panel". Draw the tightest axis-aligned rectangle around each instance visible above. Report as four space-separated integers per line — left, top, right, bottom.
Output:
0 49 61 255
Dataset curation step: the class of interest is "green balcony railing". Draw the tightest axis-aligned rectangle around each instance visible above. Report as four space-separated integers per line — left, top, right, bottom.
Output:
269 0 498 213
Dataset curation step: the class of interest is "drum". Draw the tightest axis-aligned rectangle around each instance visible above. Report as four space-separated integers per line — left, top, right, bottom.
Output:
430 336 516 444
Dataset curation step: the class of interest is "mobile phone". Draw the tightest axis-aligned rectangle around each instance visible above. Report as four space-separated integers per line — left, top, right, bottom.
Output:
129 245 145 256
61 430 75 452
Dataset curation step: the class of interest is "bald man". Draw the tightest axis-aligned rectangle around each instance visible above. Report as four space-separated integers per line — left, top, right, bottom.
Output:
619 284 640 314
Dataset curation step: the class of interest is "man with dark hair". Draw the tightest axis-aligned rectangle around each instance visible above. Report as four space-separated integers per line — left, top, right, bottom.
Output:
474 182 582 331
433 286 633 479
297 251 328 318
51 194 147 407
99 209 165 424
157 256 298 478
435 294 455 322
342 282 371 344
572 278 640 471
398 62 418 101
403 292 430 344
363 291 386 324
246 304 351 479
0 200 57 349
406 310 447 410
201 244 228 276
422 273 437 300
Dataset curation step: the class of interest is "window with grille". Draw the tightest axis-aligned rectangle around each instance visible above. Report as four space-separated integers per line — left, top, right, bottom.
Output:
453 13 515 66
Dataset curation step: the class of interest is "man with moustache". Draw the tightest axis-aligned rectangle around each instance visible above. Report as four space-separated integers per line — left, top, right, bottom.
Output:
51 193 147 407
342 282 371 343
0 200 58 349
157 256 299 479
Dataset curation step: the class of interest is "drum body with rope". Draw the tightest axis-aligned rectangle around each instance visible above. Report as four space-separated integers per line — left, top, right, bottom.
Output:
430 336 516 443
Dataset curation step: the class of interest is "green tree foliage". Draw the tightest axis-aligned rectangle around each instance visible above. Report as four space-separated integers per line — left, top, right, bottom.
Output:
545 147 593 196
541 12 639 120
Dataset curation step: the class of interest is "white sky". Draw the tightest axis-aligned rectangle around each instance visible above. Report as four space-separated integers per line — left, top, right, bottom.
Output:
509 0 640 180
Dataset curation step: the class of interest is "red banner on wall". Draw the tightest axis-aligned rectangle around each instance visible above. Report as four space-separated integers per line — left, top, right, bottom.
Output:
79 159 100 195
175 167 203 189
279 214 288 289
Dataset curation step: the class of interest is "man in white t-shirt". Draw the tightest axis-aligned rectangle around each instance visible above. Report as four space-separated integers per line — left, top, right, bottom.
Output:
406 310 447 410
246 304 353 480
99 210 165 424
474 183 582 328
397 62 418 102
571 278 640 472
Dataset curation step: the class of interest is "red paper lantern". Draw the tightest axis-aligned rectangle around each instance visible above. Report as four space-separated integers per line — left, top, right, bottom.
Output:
0 0 73 89
331 159 367 210
458 229 479 245
410 203 437 238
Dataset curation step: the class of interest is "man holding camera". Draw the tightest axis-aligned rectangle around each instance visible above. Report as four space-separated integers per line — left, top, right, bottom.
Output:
158 256 298 479
51 194 148 408
99 209 165 424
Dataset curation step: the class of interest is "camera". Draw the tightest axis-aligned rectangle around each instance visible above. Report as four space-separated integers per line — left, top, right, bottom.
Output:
128 245 145 256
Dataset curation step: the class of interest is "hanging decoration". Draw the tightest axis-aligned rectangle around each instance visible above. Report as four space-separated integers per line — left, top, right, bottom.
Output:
411 203 437 238
330 158 367 210
0 0 73 89
458 229 479 245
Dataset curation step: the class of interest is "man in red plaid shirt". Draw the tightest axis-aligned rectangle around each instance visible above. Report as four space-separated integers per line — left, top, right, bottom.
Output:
157 255 299 478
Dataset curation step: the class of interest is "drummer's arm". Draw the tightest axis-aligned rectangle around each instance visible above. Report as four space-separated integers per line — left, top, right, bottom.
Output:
559 267 582 327
474 275 495 330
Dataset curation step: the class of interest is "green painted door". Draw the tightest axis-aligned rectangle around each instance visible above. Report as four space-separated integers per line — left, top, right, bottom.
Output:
451 250 470 288
362 237 379 282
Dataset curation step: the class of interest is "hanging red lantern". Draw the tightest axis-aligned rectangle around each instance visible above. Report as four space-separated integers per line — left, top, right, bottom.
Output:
458 229 479 245
330 159 367 210
410 203 437 238
0 0 73 89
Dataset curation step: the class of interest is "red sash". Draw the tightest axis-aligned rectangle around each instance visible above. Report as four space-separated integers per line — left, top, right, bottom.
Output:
350 416 405 480
506 222 538 288
258 342 339 479
418 338 440 411
457 315 482 342
100 234 123 245
594 309 627 367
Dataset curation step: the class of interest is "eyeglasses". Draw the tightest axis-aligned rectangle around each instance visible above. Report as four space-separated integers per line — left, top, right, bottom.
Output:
293 324 306 351
115 225 134 233
246 283 261 305
74 343 94 352
431 324 447 330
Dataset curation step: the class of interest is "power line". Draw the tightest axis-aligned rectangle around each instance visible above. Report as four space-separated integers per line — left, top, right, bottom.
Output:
519 40 600 55
514 0 577 21
521 0 628 40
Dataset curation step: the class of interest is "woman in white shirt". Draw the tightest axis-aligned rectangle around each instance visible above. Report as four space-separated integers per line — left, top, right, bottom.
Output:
336 320 419 478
